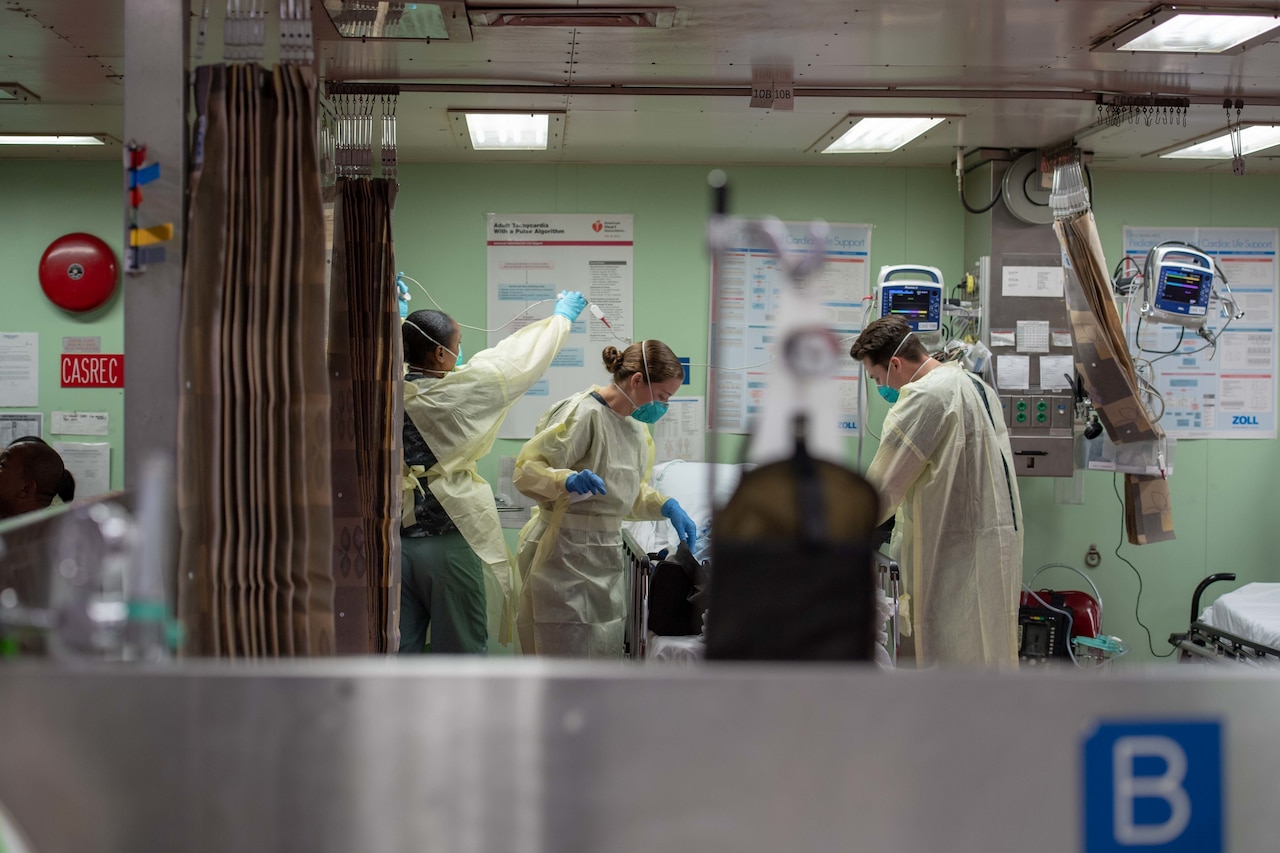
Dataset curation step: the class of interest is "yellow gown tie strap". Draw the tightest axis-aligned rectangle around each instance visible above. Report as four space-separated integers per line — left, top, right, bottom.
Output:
401 465 428 527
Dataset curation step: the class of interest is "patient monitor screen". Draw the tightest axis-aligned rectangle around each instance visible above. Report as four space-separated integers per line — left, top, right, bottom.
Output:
1159 268 1205 306
886 290 933 320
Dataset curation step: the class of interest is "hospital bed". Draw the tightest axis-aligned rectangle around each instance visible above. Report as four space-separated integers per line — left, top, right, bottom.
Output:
622 460 897 665
1169 573 1280 665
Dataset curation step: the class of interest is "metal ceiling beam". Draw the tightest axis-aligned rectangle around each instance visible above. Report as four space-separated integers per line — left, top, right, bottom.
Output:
385 82 1280 107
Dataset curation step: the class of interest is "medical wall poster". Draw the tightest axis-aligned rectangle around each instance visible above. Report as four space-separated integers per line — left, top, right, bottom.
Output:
652 396 705 463
0 413 43 447
709 221 872 434
0 333 39 407
52 411 110 436
1122 227 1278 439
54 441 110 499
487 214 635 438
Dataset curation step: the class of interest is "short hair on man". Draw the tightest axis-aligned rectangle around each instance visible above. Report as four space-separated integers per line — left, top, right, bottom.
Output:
6 442 65 504
849 315 928 367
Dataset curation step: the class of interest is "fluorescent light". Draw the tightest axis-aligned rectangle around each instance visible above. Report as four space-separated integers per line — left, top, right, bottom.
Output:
448 111 565 152
1161 125 1280 159
0 83 40 102
466 113 547 150
0 134 105 146
817 117 944 154
1094 6 1280 54
1123 13 1280 52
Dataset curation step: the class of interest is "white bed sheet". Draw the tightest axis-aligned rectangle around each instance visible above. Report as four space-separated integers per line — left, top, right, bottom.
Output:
1199 583 1280 652
646 632 705 663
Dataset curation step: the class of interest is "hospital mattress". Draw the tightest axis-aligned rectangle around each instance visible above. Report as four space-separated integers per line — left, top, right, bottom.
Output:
1199 583 1280 653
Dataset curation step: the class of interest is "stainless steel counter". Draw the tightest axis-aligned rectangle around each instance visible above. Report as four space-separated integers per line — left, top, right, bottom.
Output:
0 660 1273 852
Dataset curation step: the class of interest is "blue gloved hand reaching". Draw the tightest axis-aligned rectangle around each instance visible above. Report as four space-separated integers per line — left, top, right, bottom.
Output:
566 469 607 495
554 290 589 322
661 498 698 551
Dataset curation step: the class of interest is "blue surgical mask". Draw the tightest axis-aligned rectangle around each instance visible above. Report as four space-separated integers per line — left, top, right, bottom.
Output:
616 340 671 424
631 400 669 424
874 332 915 406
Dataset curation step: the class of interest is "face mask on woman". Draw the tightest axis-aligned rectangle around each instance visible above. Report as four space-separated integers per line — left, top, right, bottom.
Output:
615 340 669 423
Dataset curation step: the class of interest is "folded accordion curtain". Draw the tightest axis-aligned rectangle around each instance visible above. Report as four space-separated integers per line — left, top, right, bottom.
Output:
177 63 336 656
328 177 403 654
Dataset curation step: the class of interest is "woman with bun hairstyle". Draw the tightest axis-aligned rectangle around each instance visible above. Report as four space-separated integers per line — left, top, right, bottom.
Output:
513 339 697 657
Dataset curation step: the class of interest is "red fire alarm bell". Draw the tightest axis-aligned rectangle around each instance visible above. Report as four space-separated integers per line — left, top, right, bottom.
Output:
39 232 119 312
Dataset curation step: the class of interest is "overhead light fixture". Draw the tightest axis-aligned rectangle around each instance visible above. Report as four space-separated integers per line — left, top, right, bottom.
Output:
448 111 565 151
469 7 676 28
0 83 40 102
320 1 472 42
1093 5 1280 54
1159 124 1280 159
811 116 946 154
0 134 106 146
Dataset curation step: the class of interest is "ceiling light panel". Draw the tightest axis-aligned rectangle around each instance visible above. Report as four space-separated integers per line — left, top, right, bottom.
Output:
449 112 565 152
1160 125 1280 159
0 135 105 146
812 117 946 154
1094 6 1280 54
469 7 676 28
0 83 40 102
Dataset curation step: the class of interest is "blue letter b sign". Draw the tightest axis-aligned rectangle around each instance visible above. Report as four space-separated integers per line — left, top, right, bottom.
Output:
1083 721 1222 852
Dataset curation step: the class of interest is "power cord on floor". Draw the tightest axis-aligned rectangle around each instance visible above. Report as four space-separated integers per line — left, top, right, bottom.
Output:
1112 472 1176 658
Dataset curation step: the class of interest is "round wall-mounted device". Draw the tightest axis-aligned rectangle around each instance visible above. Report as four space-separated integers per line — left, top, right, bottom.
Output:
38 232 119 312
1001 151 1054 226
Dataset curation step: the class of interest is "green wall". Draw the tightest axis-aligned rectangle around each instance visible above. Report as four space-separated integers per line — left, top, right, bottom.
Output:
0 161 125 493
6 160 1273 664
394 163 1280 664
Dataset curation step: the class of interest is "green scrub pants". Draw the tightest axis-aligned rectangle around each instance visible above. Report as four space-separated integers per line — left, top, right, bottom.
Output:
398 531 488 654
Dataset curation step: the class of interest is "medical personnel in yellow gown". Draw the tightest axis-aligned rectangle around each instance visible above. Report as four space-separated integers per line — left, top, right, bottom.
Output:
851 316 1023 668
400 292 587 652
513 339 697 658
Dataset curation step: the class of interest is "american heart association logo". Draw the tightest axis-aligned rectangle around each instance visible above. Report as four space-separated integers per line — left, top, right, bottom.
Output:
592 221 604 232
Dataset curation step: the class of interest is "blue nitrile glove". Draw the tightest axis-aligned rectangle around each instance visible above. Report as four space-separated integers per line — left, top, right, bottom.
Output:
661 498 698 551
554 290 589 322
565 469 607 495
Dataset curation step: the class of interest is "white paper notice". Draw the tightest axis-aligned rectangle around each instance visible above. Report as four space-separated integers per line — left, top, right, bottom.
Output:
54 441 110 499
62 336 101 354
1016 320 1051 353
1002 266 1064 298
1039 355 1075 390
495 455 536 529
1051 330 1074 348
0 413 43 446
0 333 38 407
651 396 705 462
52 411 110 436
998 355 1031 389
990 330 1016 348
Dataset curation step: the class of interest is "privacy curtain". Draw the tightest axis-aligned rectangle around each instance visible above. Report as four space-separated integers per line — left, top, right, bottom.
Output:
328 177 403 654
177 63 336 656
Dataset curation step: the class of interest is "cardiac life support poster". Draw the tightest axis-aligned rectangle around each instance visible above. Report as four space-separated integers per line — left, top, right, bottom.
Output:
709 221 872 434
1122 226 1278 439
487 214 635 438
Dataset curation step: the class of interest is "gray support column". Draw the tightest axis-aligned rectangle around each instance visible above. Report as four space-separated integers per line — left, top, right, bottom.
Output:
123 0 188 490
